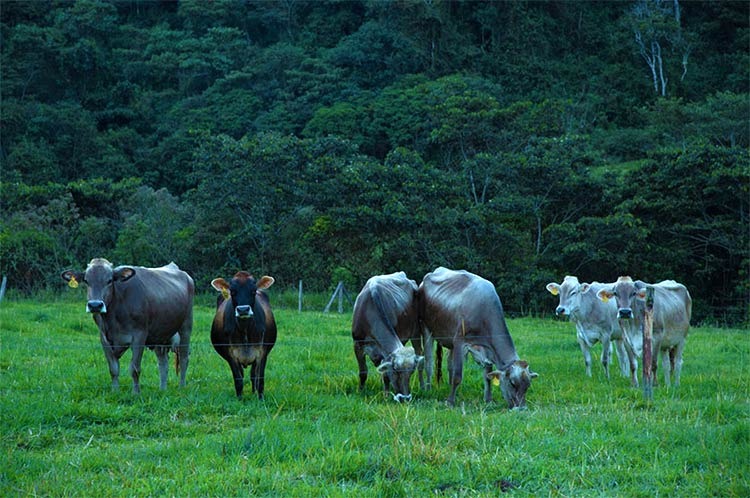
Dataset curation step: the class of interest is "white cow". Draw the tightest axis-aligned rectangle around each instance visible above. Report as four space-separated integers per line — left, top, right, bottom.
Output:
597 276 692 387
546 276 631 379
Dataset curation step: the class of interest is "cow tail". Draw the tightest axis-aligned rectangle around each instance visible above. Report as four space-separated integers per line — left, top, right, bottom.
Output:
436 344 443 384
175 348 180 377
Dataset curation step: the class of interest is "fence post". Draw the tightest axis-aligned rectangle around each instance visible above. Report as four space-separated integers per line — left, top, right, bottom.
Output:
324 282 344 313
298 280 303 312
642 286 655 402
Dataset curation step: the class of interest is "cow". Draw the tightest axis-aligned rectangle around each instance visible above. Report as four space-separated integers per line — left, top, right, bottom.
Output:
546 276 631 379
352 272 427 402
61 258 193 393
596 276 692 387
418 267 537 409
211 272 277 399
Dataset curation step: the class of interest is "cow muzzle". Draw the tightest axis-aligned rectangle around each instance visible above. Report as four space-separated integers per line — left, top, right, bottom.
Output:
618 308 633 319
555 306 568 317
235 305 254 318
86 300 107 314
392 393 412 403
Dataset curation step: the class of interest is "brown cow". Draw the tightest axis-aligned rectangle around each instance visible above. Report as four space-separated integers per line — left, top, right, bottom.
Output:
419 267 538 409
61 258 194 393
352 272 427 402
211 272 277 399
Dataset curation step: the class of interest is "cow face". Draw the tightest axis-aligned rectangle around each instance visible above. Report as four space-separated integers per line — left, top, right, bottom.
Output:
597 276 645 320
61 258 135 314
376 346 424 402
546 276 586 318
487 360 538 410
212 273 274 320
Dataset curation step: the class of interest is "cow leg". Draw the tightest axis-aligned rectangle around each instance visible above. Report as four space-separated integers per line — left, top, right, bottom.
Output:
177 318 192 388
354 342 369 392
446 345 464 407
600 337 611 380
671 341 685 387
256 355 270 400
614 339 630 377
101 343 121 390
578 338 593 377
228 359 245 398
154 346 170 390
421 326 434 390
129 344 146 394
483 365 494 403
623 342 639 387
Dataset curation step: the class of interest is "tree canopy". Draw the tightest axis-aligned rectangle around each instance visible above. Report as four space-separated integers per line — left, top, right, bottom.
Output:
1 0 748 324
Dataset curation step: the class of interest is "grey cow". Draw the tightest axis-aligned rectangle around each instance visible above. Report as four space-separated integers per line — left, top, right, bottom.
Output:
597 276 691 387
546 276 631 379
62 258 194 393
419 267 537 409
352 272 427 402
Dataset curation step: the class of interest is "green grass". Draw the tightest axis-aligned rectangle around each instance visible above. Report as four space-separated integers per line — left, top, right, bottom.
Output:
1 300 748 497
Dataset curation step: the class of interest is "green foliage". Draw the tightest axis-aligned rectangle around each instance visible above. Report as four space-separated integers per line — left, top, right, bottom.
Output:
1 1 748 323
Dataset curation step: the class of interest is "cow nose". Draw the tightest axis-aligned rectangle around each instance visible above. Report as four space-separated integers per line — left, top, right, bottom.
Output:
555 306 566 316
235 305 253 318
392 393 412 403
87 300 106 314
618 308 632 319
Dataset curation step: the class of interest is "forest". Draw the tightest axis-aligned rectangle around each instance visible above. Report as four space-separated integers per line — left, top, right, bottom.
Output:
1 0 748 324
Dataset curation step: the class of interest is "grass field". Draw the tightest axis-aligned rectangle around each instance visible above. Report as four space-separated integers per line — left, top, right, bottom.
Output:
1 298 748 497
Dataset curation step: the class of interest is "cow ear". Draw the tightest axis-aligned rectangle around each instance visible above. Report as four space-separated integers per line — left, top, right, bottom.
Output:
211 278 229 292
635 288 647 300
546 283 560 296
486 370 502 386
376 361 392 374
257 276 275 290
596 289 613 303
113 266 136 282
580 283 591 293
61 270 83 288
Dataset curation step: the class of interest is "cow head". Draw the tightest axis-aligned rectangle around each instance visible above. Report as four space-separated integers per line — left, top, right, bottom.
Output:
376 346 424 402
212 272 274 321
546 275 592 319
596 276 645 320
487 360 538 410
61 258 136 314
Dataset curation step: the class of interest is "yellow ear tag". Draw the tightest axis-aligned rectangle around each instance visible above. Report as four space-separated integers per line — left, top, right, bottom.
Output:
68 276 79 289
492 377 500 387
221 288 230 300
550 287 559 296
601 295 609 303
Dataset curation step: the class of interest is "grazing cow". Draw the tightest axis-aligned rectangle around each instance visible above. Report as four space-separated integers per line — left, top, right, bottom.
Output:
546 276 631 379
419 267 537 409
596 276 692 387
61 258 193 393
211 272 277 399
352 272 427 402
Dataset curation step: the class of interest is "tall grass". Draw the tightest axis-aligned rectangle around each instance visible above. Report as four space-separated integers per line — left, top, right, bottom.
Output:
1 299 747 497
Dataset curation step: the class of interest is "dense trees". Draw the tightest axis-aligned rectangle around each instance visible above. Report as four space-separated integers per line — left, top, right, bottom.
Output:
1 0 747 324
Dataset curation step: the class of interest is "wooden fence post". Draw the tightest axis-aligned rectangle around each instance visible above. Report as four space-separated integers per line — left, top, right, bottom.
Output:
0 276 7 304
324 282 344 313
642 286 655 402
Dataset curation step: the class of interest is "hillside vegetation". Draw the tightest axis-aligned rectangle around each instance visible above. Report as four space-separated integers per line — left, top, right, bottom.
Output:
1 1 748 324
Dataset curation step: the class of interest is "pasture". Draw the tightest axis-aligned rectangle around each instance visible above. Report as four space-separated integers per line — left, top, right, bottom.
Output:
1 298 748 497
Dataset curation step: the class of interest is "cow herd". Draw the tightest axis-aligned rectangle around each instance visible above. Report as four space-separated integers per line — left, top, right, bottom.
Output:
61 259 692 409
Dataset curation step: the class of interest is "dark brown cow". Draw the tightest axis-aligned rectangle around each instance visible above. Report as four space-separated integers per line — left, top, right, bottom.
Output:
352 272 427 402
211 272 277 399
61 258 194 393
419 267 538 409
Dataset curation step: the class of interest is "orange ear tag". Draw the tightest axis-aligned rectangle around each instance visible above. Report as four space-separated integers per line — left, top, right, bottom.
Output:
221 288 230 300
68 276 79 289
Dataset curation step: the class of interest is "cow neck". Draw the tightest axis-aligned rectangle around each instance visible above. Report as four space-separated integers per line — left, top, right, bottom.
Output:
373 327 404 357
487 311 520 371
